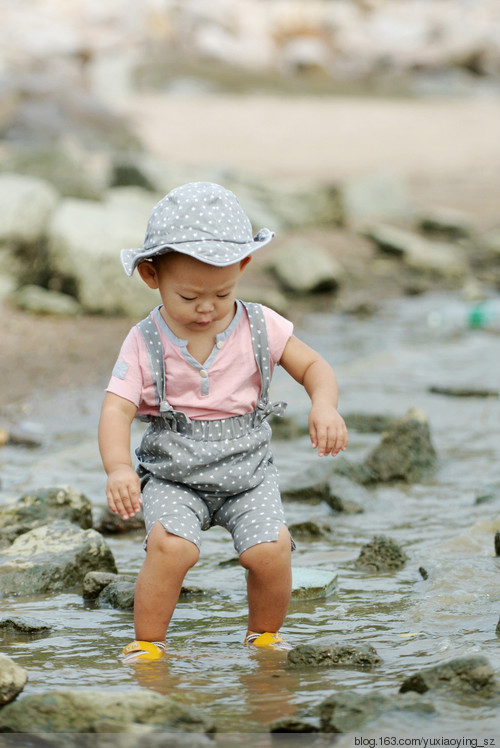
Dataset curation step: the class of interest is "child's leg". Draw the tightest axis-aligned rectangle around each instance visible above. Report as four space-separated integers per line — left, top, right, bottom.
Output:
134 522 199 642
239 525 292 635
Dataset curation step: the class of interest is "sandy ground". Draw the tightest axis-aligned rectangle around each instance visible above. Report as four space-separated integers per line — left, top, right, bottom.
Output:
1 93 499 416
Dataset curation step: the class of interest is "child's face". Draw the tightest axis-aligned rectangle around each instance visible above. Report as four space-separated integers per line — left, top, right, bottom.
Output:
138 252 249 335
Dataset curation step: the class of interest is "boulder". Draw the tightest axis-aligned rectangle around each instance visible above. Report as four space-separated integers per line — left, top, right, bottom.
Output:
10 285 82 316
0 654 28 706
343 172 413 225
286 640 380 670
355 535 408 573
287 520 331 539
364 224 468 280
317 690 435 733
0 689 216 733
418 207 475 240
0 172 59 246
97 580 136 610
46 188 160 315
0 520 117 596
268 241 342 294
399 656 500 699
0 486 93 547
364 407 437 483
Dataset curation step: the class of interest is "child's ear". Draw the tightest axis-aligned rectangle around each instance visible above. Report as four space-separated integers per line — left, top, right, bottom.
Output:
240 257 251 272
137 261 159 289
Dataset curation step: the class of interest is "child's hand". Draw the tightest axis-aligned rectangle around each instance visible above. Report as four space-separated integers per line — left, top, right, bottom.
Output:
309 404 348 457
105 465 142 520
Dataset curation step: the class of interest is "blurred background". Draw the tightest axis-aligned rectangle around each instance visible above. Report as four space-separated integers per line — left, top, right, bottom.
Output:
0 0 500 401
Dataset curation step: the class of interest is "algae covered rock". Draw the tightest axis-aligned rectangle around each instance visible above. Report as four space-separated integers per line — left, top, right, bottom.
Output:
0 485 93 547
355 535 408 572
0 520 117 596
399 656 500 699
0 689 216 733
364 407 437 483
0 654 28 706
318 690 435 733
287 640 380 670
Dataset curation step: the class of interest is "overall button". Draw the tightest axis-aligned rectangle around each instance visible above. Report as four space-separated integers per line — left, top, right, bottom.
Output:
216 340 224 349
200 369 208 378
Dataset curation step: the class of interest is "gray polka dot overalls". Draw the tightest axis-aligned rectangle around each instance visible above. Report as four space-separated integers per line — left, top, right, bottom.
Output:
135 301 293 556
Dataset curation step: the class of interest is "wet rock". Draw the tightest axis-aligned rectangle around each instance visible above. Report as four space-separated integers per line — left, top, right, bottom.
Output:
287 521 331 539
355 535 408 573
364 407 437 483
98 580 136 610
318 690 435 733
496 616 500 636
364 223 469 280
281 460 335 504
0 172 59 247
344 412 398 433
0 616 52 636
495 531 500 556
82 571 122 600
399 656 500 699
287 640 380 670
419 566 429 580
343 171 413 225
0 429 41 448
0 654 28 706
268 414 309 441
94 506 145 534
0 520 117 596
0 689 216 733
0 485 93 546
47 188 160 316
429 384 499 398
10 285 82 316
325 474 368 514
269 716 319 734
291 567 337 601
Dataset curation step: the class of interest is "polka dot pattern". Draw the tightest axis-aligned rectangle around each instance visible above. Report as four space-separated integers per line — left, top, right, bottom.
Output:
135 301 290 555
121 182 274 276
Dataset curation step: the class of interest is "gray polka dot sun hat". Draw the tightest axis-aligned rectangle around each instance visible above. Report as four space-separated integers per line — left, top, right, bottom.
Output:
121 182 275 276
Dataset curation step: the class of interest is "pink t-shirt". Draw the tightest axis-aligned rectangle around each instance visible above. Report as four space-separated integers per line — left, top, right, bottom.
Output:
107 301 293 420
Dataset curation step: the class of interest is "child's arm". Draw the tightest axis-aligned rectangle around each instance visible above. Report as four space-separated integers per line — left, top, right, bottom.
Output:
279 335 348 457
98 392 142 520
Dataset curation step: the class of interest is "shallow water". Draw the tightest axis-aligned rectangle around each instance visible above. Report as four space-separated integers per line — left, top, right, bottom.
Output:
1 290 500 740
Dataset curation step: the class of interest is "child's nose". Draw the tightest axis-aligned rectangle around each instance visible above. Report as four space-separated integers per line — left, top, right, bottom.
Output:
197 298 215 312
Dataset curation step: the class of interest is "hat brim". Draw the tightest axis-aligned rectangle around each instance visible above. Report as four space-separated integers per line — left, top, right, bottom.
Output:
121 228 274 277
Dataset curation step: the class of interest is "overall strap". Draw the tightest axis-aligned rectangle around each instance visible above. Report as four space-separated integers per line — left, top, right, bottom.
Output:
136 312 170 413
241 301 287 420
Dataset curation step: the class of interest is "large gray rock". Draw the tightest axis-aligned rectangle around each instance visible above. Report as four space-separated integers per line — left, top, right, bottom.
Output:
318 690 435 733
0 486 93 547
47 188 160 315
399 656 500 699
364 223 469 279
10 285 82 316
0 520 117 596
0 654 28 706
268 241 343 294
0 689 216 733
364 407 437 483
0 172 59 246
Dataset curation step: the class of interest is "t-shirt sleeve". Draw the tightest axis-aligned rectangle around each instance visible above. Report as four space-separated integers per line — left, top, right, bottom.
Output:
106 327 146 408
262 306 294 364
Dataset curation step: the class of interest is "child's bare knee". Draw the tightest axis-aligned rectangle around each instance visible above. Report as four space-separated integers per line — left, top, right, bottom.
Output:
147 523 199 569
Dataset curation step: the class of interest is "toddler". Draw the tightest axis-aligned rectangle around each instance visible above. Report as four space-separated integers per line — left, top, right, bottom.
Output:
98 182 348 662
